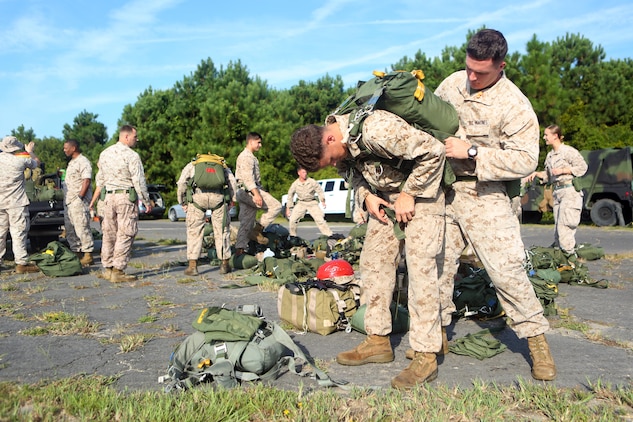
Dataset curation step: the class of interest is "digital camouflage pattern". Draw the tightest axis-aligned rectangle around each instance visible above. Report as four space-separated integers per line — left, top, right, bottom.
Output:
331 111 445 354
435 70 550 339
522 147 633 226
63 153 94 254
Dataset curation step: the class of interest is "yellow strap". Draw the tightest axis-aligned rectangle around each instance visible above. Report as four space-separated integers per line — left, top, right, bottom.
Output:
193 153 227 168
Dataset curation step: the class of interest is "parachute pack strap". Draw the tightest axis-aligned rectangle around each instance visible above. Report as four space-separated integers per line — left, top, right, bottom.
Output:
193 153 228 168
410 69 426 101
269 322 349 389
381 206 406 240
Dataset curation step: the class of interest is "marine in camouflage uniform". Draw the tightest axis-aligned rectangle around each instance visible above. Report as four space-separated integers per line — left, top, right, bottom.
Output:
177 161 237 275
286 167 333 237
291 109 446 389
0 136 41 273
95 125 151 283
526 125 588 255
62 140 94 267
435 29 556 381
234 132 281 253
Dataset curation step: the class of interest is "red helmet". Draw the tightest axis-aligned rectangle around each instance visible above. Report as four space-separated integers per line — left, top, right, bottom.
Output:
316 259 355 284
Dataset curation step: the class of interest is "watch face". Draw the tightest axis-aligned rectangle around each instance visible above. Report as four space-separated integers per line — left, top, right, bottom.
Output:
468 146 477 158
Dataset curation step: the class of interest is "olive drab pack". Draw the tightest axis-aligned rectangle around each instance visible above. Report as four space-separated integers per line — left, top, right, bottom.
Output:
334 69 459 142
160 306 346 392
29 241 83 277
188 153 227 193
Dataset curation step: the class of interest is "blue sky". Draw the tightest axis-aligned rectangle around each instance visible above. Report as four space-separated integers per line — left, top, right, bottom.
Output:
1 0 632 140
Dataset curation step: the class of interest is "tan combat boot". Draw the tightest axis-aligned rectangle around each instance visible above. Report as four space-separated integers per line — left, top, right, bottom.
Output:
248 222 269 245
184 260 199 276
391 352 438 389
219 259 231 274
110 268 137 283
406 327 449 359
16 263 40 274
80 253 94 267
527 334 557 381
336 335 394 366
97 267 112 280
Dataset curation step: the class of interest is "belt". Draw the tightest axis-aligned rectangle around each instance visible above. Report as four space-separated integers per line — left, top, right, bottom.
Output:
554 183 573 191
454 176 478 182
196 188 221 193
106 189 130 194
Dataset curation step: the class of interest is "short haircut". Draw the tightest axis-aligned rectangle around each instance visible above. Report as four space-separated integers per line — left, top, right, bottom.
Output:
290 124 324 173
64 139 80 151
120 124 136 135
466 29 508 64
246 132 262 142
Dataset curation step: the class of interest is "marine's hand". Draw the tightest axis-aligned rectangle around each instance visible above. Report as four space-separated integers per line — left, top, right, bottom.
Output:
252 190 263 208
364 193 390 224
445 137 470 160
394 191 415 223
25 141 35 154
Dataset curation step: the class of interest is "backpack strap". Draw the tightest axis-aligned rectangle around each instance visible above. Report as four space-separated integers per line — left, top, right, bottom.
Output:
267 321 349 389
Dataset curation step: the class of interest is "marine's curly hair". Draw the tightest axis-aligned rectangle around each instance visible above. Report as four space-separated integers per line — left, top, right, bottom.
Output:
290 124 325 173
467 29 508 64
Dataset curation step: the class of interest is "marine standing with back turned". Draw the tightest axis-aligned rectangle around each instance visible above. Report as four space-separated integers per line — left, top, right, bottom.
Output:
176 155 237 275
96 125 151 283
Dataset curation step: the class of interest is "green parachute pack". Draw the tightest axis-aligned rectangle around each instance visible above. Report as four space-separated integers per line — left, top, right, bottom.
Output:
160 306 347 392
186 153 229 211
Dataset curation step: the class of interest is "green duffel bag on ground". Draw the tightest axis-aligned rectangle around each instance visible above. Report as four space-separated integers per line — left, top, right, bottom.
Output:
29 240 83 277
350 301 410 335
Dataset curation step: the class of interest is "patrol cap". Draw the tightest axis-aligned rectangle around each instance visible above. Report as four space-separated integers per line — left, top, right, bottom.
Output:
0 136 24 153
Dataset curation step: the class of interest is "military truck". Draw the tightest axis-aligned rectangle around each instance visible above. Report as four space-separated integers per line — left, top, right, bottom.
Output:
521 147 633 226
24 166 65 251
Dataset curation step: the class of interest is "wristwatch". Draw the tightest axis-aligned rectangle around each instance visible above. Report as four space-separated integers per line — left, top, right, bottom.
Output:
467 145 478 160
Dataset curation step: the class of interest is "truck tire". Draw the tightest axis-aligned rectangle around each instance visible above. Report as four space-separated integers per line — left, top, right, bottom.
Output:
590 199 619 226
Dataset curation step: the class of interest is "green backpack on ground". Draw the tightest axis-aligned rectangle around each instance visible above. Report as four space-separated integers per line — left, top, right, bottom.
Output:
29 241 83 277
452 266 503 319
350 302 409 335
161 306 346 392
576 243 605 261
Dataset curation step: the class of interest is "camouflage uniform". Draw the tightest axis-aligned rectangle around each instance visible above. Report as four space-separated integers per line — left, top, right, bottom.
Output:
63 153 94 254
287 177 332 237
234 148 281 250
0 145 39 266
96 142 150 271
543 145 588 254
435 71 550 339
176 162 237 260
331 111 445 353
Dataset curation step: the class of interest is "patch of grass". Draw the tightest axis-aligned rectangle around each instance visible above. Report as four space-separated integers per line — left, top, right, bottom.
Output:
31 311 101 336
0 302 23 317
20 326 50 336
0 283 18 292
138 315 158 323
176 277 198 284
24 285 46 294
155 238 186 246
0 375 631 421
118 333 152 353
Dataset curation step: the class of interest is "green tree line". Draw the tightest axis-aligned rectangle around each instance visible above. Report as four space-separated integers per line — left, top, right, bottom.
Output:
9 30 633 210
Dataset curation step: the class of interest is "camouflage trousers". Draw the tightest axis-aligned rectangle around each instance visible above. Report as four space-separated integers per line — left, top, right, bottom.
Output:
361 191 444 353
235 189 281 250
552 186 583 254
0 206 30 265
100 193 139 271
439 181 549 339
64 197 94 253
186 192 232 260
288 200 332 237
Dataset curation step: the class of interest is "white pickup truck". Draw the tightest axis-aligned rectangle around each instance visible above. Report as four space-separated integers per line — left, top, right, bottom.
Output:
281 178 354 218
